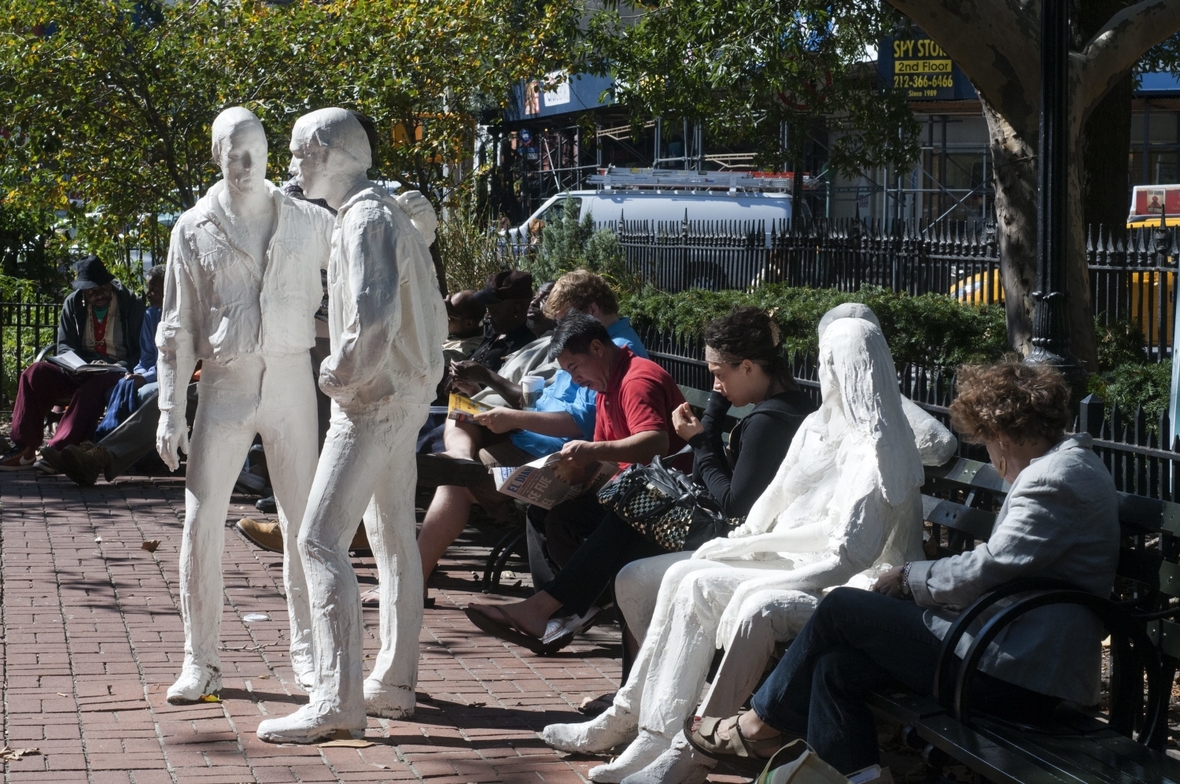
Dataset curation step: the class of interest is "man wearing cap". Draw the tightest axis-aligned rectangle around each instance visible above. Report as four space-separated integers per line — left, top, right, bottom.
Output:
2 256 144 469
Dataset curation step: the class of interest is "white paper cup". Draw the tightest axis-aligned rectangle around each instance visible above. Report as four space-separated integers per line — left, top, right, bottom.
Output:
521 375 544 410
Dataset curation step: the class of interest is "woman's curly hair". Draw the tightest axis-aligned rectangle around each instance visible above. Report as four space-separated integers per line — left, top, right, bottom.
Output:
949 358 1071 445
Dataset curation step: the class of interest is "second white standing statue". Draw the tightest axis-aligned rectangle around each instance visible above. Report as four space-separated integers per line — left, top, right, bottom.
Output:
157 107 333 703
257 108 447 743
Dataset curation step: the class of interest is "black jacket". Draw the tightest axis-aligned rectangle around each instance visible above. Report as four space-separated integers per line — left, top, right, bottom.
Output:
57 281 145 368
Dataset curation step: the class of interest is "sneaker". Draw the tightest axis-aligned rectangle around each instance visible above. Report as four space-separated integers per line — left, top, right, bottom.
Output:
235 517 284 554
255 495 277 513
0 446 36 471
59 443 110 487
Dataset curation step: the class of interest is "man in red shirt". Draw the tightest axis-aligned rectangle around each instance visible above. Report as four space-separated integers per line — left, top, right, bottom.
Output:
466 310 687 653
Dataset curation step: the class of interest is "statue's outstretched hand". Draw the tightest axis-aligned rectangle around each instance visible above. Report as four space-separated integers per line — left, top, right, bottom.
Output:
395 190 438 246
693 536 753 561
156 410 189 472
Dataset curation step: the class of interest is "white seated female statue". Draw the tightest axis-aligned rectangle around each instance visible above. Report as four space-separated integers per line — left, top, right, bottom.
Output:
542 316 927 784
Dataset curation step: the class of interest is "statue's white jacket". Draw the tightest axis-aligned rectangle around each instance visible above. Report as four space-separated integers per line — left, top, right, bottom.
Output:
322 185 447 410
156 181 332 413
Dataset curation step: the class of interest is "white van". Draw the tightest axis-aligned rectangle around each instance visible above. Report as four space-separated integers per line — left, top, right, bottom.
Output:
508 189 793 244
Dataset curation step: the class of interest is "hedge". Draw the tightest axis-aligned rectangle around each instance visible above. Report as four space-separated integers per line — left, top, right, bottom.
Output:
619 284 1009 369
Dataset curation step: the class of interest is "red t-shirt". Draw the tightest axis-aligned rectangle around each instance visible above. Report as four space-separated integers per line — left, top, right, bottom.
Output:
594 347 689 471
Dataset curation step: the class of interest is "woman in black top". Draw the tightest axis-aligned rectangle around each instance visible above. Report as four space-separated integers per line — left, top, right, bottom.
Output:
615 307 816 657
466 308 815 654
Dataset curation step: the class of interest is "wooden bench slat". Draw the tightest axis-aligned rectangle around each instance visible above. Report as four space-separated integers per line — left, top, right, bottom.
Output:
1010 728 1179 784
918 714 1081 784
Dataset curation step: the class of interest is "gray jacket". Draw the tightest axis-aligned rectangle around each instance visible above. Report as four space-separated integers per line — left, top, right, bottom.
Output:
908 433 1119 705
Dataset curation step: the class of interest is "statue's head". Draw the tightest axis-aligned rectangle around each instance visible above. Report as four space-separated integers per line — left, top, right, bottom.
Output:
288 108 371 202
818 317 922 504
817 302 879 343
211 107 267 196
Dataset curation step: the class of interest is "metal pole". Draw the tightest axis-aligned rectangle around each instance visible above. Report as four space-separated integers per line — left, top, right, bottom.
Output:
1026 0 1079 375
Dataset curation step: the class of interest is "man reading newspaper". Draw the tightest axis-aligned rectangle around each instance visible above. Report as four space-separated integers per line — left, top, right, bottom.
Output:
465 310 689 651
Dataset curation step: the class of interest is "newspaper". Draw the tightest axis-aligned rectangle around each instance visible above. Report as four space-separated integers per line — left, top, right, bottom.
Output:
446 392 493 424
47 349 124 375
492 452 618 510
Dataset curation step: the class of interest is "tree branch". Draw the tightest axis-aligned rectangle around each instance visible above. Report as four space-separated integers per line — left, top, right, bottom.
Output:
1073 0 1180 118
884 0 1040 119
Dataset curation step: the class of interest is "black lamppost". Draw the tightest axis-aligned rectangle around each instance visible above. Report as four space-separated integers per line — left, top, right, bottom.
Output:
1026 0 1082 379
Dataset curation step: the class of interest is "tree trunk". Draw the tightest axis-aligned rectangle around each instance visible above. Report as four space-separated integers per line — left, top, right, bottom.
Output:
1080 75 1133 230
981 99 1039 356
1079 0 1134 231
981 93 1101 371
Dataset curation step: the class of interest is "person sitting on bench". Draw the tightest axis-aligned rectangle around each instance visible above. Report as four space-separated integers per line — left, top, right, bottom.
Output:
689 359 1119 776
2 256 144 470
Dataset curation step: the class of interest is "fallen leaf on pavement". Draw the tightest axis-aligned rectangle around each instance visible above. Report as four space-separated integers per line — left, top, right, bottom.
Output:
0 746 40 761
319 738 374 748
141 541 161 552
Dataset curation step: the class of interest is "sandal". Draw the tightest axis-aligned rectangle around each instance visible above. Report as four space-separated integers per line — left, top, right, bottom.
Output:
685 713 784 772
464 604 567 655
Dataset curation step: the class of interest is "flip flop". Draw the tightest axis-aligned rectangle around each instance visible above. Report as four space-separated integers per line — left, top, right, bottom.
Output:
684 713 785 773
464 604 564 655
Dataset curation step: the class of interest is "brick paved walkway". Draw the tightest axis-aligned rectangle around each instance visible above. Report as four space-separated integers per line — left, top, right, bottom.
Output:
0 471 748 784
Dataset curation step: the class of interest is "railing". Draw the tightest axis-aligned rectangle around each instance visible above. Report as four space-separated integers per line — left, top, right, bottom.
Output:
1 299 62 409
639 324 1180 502
507 219 1179 359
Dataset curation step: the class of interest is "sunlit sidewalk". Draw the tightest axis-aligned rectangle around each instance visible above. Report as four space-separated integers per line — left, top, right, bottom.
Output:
0 470 749 784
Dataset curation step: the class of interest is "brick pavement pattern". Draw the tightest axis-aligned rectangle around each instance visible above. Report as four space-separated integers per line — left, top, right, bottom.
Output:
0 471 748 784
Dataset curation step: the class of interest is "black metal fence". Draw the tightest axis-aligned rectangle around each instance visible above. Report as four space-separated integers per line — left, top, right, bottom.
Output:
639 324 1180 502
508 218 1180 358
1 299 62 408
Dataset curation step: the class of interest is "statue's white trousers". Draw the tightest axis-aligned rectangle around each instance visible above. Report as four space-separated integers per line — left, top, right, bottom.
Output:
178 354 318 677
615 558 819 741
298 398 426 716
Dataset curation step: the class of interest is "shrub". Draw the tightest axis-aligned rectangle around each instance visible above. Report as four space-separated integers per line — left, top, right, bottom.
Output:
437 196 505 293
523 197 639 290
619 284 1009 369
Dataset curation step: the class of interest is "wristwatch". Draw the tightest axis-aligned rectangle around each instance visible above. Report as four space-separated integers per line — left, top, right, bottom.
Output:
899 562 913 599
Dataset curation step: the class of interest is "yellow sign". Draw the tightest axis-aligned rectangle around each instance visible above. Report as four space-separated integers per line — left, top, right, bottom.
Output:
894 59 952 74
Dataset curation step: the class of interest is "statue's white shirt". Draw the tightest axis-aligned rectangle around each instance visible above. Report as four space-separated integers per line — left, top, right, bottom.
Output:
158 180 332 364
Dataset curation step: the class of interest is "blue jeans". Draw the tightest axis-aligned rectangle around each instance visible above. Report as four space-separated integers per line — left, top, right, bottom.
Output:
750 587 1056 774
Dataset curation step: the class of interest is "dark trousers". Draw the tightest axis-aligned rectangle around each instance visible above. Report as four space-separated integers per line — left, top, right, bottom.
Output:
751 587 1058 774
527 494 668 615
11 361 122 450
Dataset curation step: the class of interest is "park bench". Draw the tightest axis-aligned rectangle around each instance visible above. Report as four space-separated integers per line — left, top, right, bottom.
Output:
865 456 1180 784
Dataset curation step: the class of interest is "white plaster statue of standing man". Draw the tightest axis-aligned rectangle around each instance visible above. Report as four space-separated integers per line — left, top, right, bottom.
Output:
157 107 332 703
256 108 447 743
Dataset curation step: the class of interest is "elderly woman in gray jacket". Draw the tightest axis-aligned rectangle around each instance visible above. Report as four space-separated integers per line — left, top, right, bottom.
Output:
686 359 1119 776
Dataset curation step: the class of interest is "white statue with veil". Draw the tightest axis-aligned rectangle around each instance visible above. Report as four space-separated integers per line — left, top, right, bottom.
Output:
543 316 927 783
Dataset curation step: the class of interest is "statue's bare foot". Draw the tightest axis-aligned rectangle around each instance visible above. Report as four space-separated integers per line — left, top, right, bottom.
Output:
620 731 713 784
542 702 638 754
364 681 415 719
588 729 670 782
257 702 365 744
166 662 222 705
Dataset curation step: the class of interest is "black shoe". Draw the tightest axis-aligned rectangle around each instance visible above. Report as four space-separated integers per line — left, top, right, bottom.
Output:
255 495 277 513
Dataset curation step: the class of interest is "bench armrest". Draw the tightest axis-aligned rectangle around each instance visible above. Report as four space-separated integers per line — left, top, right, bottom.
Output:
933 577 1080 707
952 588 1167 748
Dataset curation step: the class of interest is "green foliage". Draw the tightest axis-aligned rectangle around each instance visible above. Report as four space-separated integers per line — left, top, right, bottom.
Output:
584 0 920 175
1094 317 1148 372
619 284 1008 369
0 196 70 295
523 197 638 288
437 195 506 294
0 0 582 265
1088 360 1173 429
